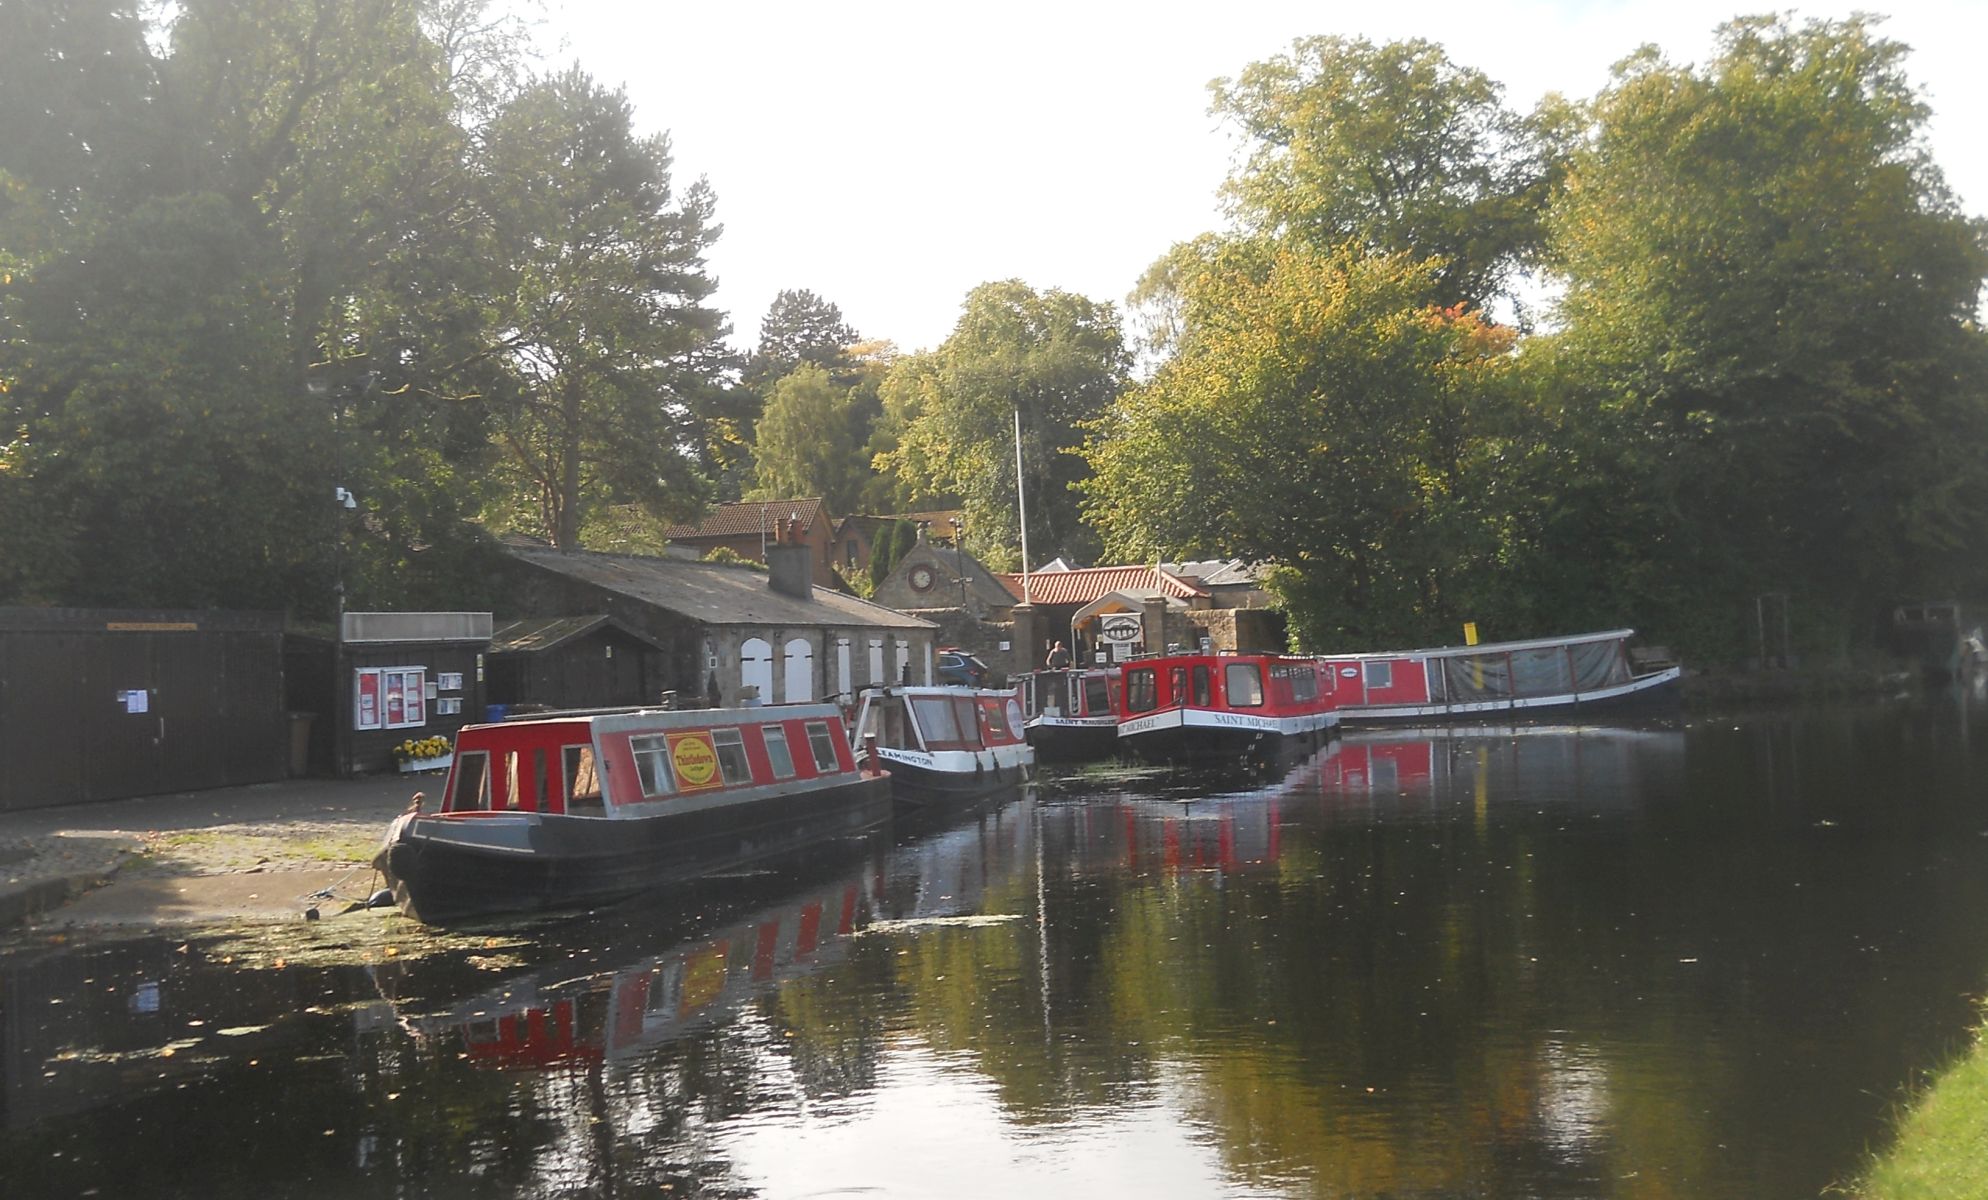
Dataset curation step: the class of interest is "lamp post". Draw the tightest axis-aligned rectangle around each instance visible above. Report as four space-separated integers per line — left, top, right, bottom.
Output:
307 370 375 778
950 516 968 614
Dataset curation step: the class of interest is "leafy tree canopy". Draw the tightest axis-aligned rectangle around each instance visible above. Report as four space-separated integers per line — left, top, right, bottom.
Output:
1211 35 1565 309
1543 12 1988 647
876 281 1128 570
1084 242 1525 649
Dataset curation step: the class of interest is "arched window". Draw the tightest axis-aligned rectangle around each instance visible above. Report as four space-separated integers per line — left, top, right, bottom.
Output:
783 637 814 702
741 637 773 704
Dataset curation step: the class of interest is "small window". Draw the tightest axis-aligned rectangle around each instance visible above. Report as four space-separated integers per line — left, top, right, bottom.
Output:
451 751 490 811
1169 667 1188 706
564 745 602 807
712 728 752 784
912 696 964 746
807 721 841 771
631 735 673 797
1083 675 1111 716
1292 668 1318 703
763 726 796 779
1226 663 1264 707
1126 668 1158 713
1191 665 1212 706
1365 660 1393 690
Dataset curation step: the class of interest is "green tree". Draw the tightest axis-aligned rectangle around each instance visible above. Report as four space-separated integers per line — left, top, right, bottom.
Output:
876 281 1128 569
744 288 861 391
1544 14 1988 652
1210 36 1565 309
750 362 869 512
476 68 724 548
1083 242 1525 648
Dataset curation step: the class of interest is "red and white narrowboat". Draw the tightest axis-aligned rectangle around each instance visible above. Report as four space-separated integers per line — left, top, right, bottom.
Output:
849 685 1036 809
374 704 890 922
1114 652 1339 767
1319 628 1681 726
1015 666 1122 763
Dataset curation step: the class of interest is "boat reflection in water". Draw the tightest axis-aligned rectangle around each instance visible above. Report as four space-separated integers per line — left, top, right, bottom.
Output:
380 849 890 1071
20 713 1988 1200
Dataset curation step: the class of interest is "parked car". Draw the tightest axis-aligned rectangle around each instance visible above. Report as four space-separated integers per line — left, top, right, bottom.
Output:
937 648 990 687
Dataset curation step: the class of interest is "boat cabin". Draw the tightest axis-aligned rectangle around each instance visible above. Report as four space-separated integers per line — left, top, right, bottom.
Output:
1316 629 1641 712
435 705 866 818
1117 652 1338 721
851 687 1028 757
1018 666 1120 724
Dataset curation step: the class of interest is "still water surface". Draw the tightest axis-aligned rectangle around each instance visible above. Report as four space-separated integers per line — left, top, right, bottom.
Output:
7 702 1988 1198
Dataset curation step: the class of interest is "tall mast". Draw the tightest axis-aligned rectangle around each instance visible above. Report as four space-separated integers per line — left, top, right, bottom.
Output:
1014 404 1031 604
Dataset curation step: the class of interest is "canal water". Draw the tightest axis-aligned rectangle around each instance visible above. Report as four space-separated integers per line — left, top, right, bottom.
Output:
6 700 1988 1198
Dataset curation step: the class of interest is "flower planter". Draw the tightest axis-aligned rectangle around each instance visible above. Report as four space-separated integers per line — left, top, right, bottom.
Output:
398 754 453 774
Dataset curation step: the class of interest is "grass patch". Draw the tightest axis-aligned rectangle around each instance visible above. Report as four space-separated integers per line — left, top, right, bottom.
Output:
139 828 383 874
1855 1013 1988 1198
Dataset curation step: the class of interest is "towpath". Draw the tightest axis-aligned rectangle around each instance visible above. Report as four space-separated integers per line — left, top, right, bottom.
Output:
0 774 426 930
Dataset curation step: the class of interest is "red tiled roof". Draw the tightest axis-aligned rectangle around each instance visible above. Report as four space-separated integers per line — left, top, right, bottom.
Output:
996 565 1207 606
662 498 825 541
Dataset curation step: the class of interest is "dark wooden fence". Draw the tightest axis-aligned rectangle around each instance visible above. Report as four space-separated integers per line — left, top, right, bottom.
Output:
0 609 288 812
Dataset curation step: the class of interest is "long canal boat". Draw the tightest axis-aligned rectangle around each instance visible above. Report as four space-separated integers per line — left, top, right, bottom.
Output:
1114 651 1339 767
1318 628 1680 725
374 704 891 923
1015 666 1122 763
849 684 1035 809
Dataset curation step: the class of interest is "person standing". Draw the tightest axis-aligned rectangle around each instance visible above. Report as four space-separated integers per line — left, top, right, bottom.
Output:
1045 640 1071 669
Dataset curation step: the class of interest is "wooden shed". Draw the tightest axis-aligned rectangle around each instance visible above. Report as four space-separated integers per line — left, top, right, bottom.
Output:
335 612 491 777
486 615 669 712
0 608 288 812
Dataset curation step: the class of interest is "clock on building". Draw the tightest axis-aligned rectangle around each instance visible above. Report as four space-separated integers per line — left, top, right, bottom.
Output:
909 564 936 592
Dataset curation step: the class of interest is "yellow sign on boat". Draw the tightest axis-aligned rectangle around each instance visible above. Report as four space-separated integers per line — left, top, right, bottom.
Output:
668 731 722 790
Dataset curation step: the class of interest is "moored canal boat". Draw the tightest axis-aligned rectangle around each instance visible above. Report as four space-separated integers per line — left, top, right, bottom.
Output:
1319 628 1681 725
1015 666 1121 763
850 684 1035 810
374 704 890 923
1115 651 1339 768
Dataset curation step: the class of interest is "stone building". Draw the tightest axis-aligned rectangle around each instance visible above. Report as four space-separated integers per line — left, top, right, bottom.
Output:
499 537 937 708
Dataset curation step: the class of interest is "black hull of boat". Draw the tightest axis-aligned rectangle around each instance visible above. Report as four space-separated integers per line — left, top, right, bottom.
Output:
1026 723 1120 764
886 759 1033 813
1119 723 1333 772
379 775 892 923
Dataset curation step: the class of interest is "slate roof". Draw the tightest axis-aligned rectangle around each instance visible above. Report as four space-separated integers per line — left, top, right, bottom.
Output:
506 541 933 630
1162 559 1266 587
997 565 1207 607
489 615 665 655
660 498 826 541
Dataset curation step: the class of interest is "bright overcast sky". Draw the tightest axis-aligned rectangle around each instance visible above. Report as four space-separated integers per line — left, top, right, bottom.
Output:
543 1 1988 355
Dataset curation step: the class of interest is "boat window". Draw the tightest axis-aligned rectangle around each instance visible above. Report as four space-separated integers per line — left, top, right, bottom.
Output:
911 695 972 749
1365 660 1393 690
450 751 490 811
976 697 1008 743
1169 666 1188 706
1226 662 1265 707
806 721 841 771
955 697 986 748
564 745 602 812
498 751 522 810
763 726 797 779
631 734 673 797
1083 675 1112 716
1191 665 1212 707
1290 665 1318 703
1126 668 1158 713
712 728 753 785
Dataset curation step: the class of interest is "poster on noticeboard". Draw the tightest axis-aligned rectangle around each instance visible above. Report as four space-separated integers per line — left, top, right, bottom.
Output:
355 669 381 730
355 667 426 730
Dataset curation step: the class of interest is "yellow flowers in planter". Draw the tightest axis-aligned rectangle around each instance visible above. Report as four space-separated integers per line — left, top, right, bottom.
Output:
393 736 452 764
